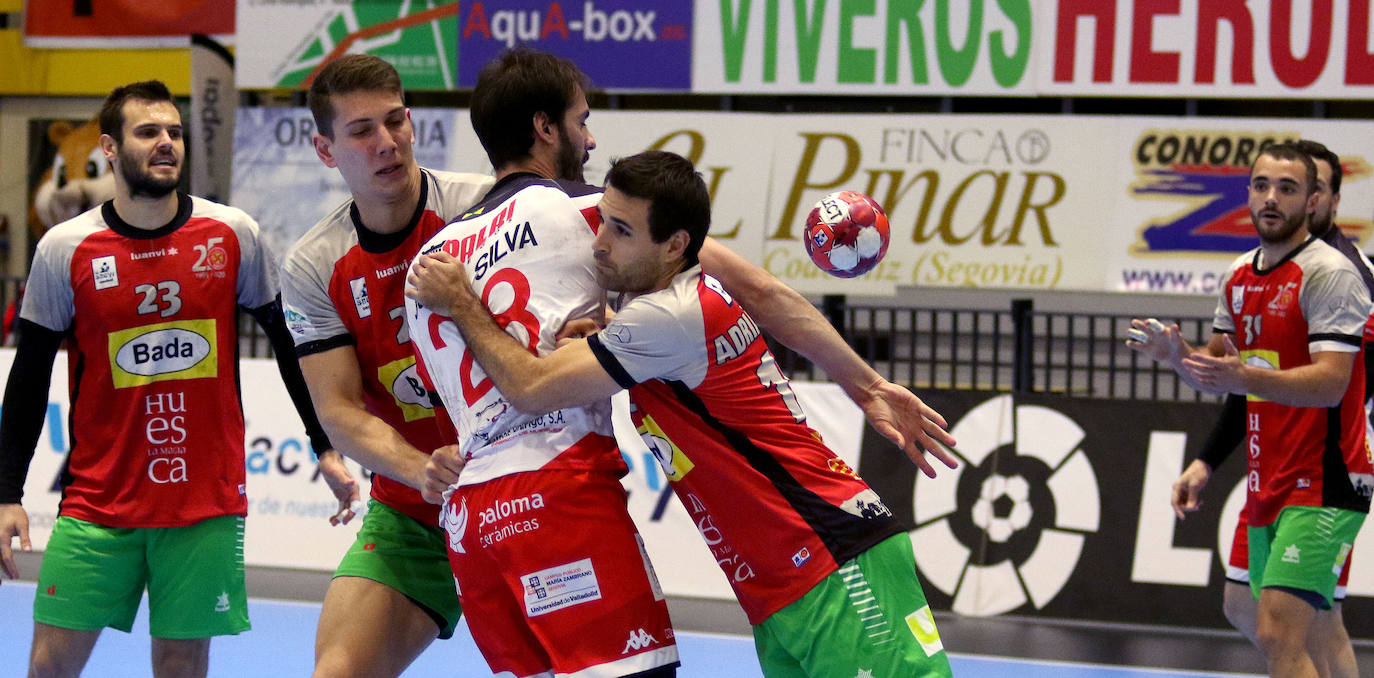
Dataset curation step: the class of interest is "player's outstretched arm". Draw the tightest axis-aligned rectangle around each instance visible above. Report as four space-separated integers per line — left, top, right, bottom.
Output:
406 252 621 414
299 346 433 493
0 320 64 581
697 239 957 473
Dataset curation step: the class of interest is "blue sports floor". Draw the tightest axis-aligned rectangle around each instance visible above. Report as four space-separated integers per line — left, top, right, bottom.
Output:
0 582 1261 678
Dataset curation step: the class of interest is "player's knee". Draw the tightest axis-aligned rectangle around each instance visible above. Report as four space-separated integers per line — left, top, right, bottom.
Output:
151 642 208 678
312 651 381 678
28 646 83 678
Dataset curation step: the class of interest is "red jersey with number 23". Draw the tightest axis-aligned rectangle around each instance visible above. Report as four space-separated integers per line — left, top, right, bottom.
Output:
21 195 276 528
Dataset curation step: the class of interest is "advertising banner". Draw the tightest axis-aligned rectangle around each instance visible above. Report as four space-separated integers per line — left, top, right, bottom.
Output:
236 0 459 90
692 0 1037 95
189 35 237 205
456 1 693 91
24 0 234 48
861 390 1374 635
15 345 1374 634
1037 0 1374 99
1108 118 1374 296
232 107 1374 297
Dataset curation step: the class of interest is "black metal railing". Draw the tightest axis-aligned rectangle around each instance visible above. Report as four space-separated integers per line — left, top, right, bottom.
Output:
770 298 1219 403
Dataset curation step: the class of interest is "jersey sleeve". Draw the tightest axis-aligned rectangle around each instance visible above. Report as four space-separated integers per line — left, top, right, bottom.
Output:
588 294 703 389
279 250 351 355
1303 262 1371 354
223 209 279 310
19 230 78 332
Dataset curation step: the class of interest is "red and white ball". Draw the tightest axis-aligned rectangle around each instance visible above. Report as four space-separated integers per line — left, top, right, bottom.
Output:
803 190 891 278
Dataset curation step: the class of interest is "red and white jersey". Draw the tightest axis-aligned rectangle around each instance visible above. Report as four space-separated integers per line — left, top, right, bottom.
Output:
21 194 275 528
1212 237 1374 526
405 173 621 487
587 266 904 624
281 169 492 524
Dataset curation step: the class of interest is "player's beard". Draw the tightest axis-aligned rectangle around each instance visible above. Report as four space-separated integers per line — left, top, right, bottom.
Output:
1251 205 1306 244
555 124 586 183
1309 205 1334 238
119 145 181 200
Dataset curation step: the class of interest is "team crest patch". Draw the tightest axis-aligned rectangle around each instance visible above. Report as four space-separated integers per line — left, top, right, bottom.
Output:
349 276 371 318
1230 285 1244 314
92 255 118 290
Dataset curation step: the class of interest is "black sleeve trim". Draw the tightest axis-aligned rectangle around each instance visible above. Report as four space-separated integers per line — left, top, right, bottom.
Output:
1197 393 1246 470
587 334 637 390
246 297 334 456
0 320 65 503
295 333 356 359
1309 332 1364 348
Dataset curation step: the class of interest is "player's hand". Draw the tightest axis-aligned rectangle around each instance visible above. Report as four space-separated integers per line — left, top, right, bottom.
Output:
423 445 465 505
0 503 32 583
317 449 360 526
1125 318 1187 364
855 379 959 477
555 317 601 347
1171 459 1213 520
406 252 476 318
1181 334 1245 394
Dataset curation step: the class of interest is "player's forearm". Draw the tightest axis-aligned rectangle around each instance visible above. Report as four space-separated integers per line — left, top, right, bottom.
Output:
1236 361 1352 407
1197 393 1246 469
446 299 559 413
316 404 429 491
248 298 334 455
0 321 64 504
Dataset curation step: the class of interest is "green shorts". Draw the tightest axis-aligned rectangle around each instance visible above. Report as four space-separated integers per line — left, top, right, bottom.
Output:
753 533 952 678
33 514 249 639
1248 505 1365 609
333 498 462 639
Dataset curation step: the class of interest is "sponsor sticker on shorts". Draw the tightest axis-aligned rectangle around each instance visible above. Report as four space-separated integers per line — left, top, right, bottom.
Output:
1335 543 1354 575
107 319 218 388
905 605 944 657
377 356 435 422
523 558 601 617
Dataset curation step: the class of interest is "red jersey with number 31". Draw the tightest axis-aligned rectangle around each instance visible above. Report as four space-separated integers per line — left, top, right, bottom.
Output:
1211 237 1374 526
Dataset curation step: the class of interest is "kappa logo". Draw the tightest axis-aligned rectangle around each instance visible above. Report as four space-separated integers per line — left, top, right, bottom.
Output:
621 628 659 654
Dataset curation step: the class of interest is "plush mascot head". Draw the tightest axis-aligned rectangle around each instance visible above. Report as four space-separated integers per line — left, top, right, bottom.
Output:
30 117 116 234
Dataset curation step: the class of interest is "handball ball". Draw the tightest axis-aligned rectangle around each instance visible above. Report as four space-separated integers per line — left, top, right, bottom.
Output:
803 191 891 278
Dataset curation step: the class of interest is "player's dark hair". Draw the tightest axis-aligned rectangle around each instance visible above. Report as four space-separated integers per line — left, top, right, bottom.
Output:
99 80 174 143
1253 142 1318 195
1294 139 1342 194
308 54 405 140
470 47 590 170
605 151 710 268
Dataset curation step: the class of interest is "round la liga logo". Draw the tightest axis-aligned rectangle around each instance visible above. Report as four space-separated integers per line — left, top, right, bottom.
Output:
911 394 1101 616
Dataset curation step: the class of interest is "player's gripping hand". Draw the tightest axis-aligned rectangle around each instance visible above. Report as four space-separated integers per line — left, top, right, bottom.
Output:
855 378 959 478
0 503 31 583
317 449 360 526
406 252 477 319
423 445 465 505
1171 459 1213 520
